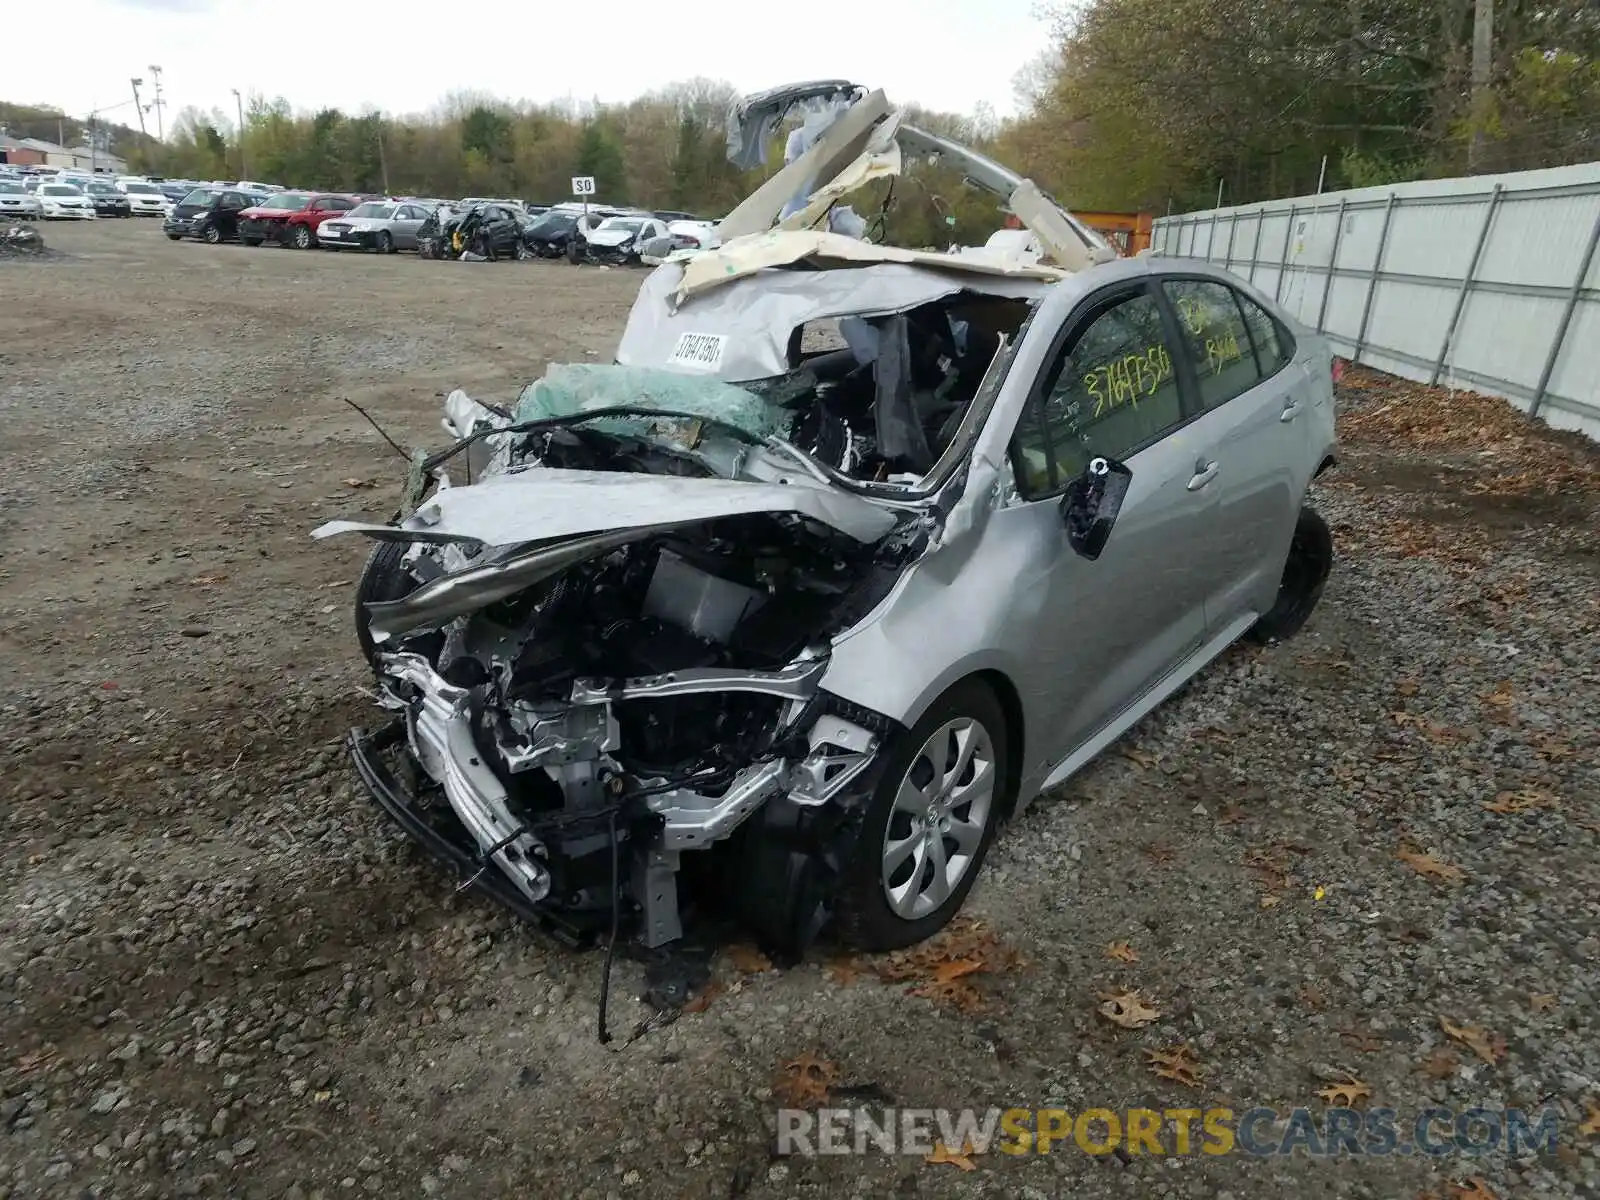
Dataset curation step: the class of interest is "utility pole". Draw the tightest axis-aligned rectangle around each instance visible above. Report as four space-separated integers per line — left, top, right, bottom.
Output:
1469 0 1493 170
232 88 247 181
377 126 390 196
148 65 165 142
131 78 147 138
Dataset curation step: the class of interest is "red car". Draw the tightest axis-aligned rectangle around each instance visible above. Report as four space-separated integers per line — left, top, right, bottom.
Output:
237 192 366 249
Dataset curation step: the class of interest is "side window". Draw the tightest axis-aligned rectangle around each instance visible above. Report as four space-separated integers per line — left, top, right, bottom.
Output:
1011 289 1185 498
1162 280 1260 411
1235 292 1293 378
222 191 245 209
324 198 352 212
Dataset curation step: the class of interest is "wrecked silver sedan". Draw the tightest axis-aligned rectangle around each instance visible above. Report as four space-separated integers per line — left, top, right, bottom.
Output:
315 82 1338 966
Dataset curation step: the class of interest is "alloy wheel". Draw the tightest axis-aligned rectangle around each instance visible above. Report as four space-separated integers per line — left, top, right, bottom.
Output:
880 718 996 920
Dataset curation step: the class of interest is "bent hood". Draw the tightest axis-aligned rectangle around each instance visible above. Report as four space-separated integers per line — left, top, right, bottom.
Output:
312 466 899 548
586 227 641 248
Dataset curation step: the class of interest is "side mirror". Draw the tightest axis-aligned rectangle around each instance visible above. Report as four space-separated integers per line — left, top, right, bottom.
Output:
1059 456 1132 560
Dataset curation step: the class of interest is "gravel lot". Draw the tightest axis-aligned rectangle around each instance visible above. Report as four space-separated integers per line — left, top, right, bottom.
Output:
2 219 1597 1200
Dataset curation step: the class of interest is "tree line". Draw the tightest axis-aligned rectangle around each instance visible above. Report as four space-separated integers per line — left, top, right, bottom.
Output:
8 2 1595 227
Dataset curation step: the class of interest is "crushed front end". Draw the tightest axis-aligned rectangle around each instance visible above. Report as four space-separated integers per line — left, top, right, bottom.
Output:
323 378 931 953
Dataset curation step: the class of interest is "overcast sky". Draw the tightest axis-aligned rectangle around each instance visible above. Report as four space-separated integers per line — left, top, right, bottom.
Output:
10 0 1054 134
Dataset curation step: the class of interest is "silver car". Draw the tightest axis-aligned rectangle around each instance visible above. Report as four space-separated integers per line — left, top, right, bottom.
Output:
0 181 43 220
315 200 436 252
315 82 1338 973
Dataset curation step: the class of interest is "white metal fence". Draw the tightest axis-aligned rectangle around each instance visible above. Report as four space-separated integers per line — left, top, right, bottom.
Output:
1152 162 1600 440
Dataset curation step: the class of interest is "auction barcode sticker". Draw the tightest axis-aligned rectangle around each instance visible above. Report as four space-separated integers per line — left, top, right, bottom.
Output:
667 332 727 372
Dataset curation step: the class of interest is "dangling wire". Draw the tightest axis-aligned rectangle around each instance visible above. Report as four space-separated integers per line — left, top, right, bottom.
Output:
596 806 622 1044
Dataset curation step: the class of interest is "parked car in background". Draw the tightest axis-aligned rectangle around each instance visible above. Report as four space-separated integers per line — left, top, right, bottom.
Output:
37 183 96 220
0 181 44 220
82 180 132 218
580 214 669 265
460 197 525 213
237 192 363 249
316 200 436 252
523 209 611 259
117 179 171 217
639 218 722 265
158 181 193 203
163 187 266 243
417 202 530 260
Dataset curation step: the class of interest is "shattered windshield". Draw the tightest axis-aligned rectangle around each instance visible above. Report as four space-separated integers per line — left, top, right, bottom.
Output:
513 364 792 441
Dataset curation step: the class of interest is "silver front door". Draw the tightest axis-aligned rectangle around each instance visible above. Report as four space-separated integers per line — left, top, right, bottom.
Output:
1005 284 1214 758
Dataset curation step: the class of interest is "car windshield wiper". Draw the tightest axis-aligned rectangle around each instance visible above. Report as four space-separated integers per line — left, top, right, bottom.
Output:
420 406 767 473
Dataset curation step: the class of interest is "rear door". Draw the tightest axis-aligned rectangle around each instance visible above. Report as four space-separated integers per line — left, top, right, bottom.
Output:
217 191 249 237
1002 282 1217 754
392 205 426 249
1155 276 1305 631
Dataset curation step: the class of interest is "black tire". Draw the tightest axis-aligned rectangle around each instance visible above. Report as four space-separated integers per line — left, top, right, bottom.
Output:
1247 505 1333 644
515 241 533 261
355 540 426 668
833 679 1010 951
243 237 263 247
376 231 394 254
292 224 313 250
166 233 182 241
202 224 221 244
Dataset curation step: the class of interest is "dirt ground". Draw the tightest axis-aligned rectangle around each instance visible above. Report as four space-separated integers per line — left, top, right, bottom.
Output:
2 219 1598 1200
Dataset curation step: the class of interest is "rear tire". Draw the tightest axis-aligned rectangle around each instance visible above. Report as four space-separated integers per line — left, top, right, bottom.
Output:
243 237 262 247
1246 505 1333 644
833 679 1010 951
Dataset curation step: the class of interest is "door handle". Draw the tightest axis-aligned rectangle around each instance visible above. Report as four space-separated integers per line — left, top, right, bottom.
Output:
1280 399 1302 423
1187 459 1220 491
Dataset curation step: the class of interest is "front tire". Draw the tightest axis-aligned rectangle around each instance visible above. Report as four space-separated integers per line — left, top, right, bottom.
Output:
243 237 262 246
292 224 313 250
202 224 221 244
166 233 182 240
376 231 394 254
833 679 1009 951
1246 505 1333 644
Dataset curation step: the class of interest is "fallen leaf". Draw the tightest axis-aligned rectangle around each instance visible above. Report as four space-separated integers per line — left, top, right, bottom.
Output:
774 1051 839 1108
682 981 724 1015
1105 941 1140 964
1298 985 1325 1010
342 477 376 489
14 1048 56 1075
1480 681 1515 708
1259 894 1283 909
925 1141 978 1171
929 958 985 983
1578 1100 1600 1138
1395 679 1420 696
1098 989 1160 1029
1483 788 1559 814
1121 747 1158 769
1217 804 1246 825
1439 1017 1507 1066
1144 842 1176 864
823 957 865 986
1340 1027 1384 1053
1146 1044 1205 1087
1318 1077 1373 1107
1531 734 1574 761
1419 1048 1460 1080
1528 993 1557 1012
1398 845 1466 883
188 574 228 586
873 918 1024 1014
726 944 774 975
1445 1180 1498 1200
